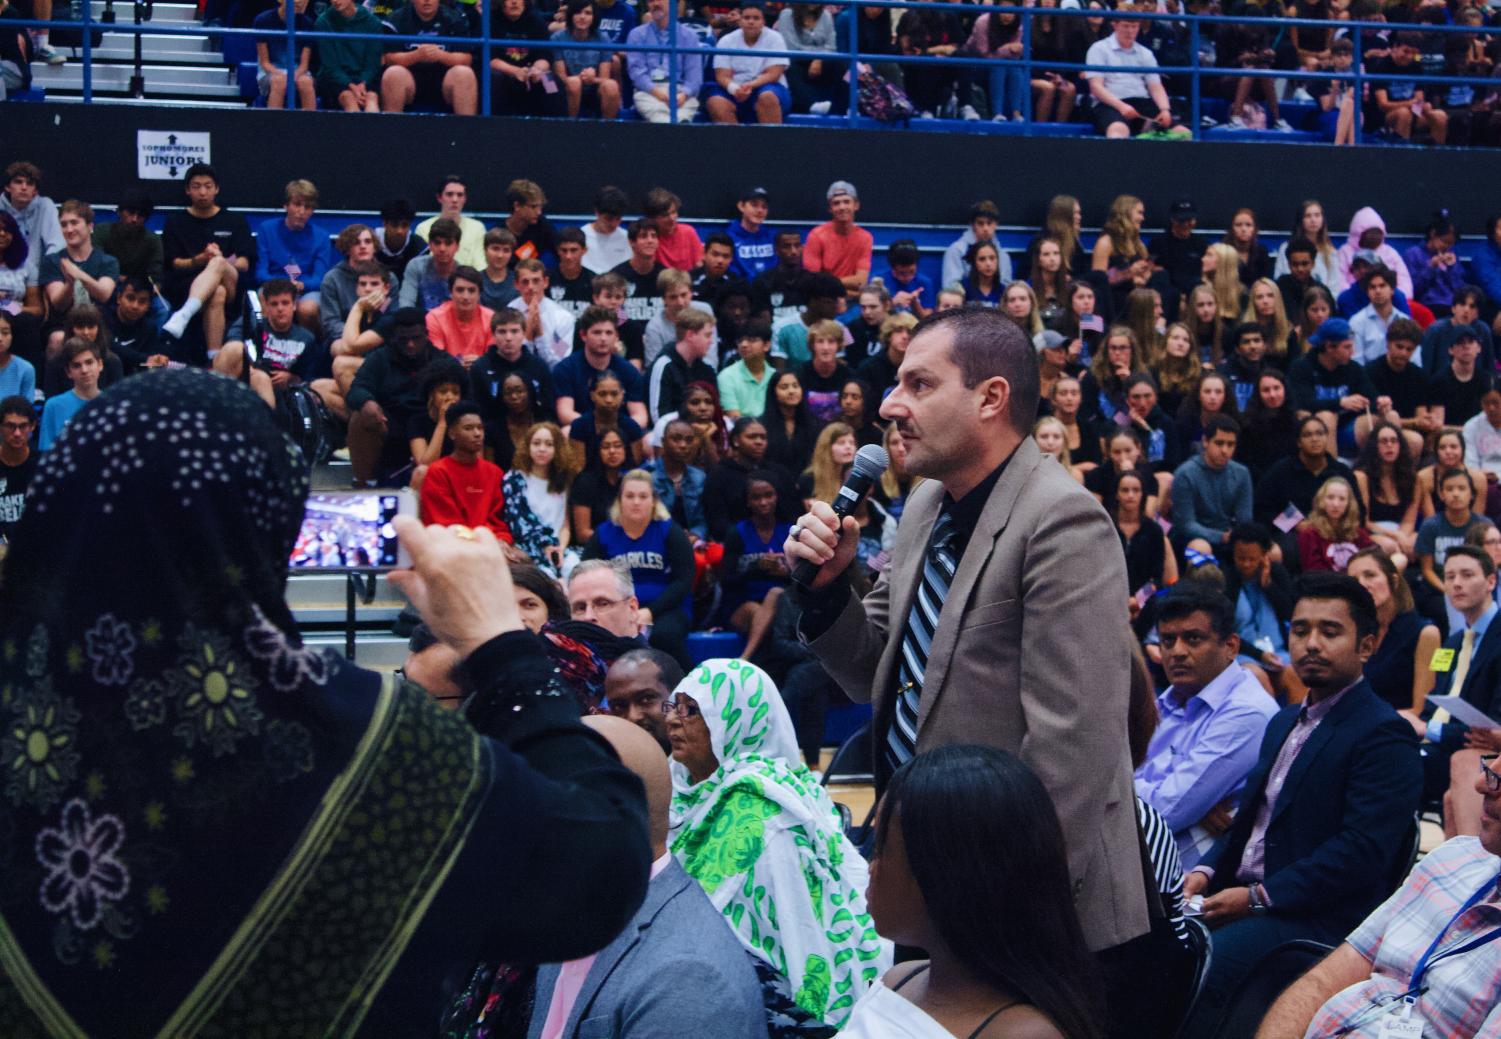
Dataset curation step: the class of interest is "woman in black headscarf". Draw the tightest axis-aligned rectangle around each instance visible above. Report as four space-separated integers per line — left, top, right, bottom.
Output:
0 369 649 1036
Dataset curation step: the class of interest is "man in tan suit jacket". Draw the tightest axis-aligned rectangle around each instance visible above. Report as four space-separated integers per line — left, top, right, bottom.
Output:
786 307 1149 954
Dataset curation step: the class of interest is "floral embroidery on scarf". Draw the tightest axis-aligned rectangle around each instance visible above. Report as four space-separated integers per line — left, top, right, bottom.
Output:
244 604 329 693
3 679 81 812
123 678 167 732
84 614 136 687
165 627 264 757
35 799 130 931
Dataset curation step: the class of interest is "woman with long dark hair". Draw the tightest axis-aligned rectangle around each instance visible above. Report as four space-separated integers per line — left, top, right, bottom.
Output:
0 209 43 368
1353 420 1420 560
1272 199 1341 289
568 427 629 544
762 369 819 474
1238 369 1300 480
705 416 801 541
846 744 1104 1039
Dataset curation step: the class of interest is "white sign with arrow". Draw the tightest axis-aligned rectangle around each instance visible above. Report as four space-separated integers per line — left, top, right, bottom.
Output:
136 130 212 180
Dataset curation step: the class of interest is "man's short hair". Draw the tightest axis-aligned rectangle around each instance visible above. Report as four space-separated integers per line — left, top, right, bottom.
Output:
1331 37 1355 55
350 260 388 283
483 227 517 249
613 646 685 693
658 268 691 294
1439 465 1474 491
419 357 467 398
335 223 371 256
736 320 772 343
183 162 218 184
592 272 627 297
1205 413 1242 440
284 178 318 206
908 307 1040 436
1455 285 1486 310
704 232 734 252
63 337 104 365
387 307 427 340
1362 265 1396 289
437 173 467 195
642 187 682 217
579 304 620 333
1294 572 1379 640
4 161 41 186
569 558 634 599
1386 318 1422 345
117 189 154 219
806 272 846 301
506 179 547 208
0 394 33 424
515 258 547 277
1283 237 1317 260
379 197 416 223
260 277 297 300
881 312 918 344
887 238 920 267
969 200 1001 224
1230 521 1274 550
1392 29 1424 48
444 400 484 428
1445 544 1496 578
1232 322 1264 347
594 185 630 217
491 308 524 330
117 274 155 297
775 228 803 246
59 200 94 224
807 319 844 344
428 218 462 244
1452 329 1481 349
675 308 715 337
627 219 657 242
1157 584 1237 640
449 265 483 290
557 226 586 249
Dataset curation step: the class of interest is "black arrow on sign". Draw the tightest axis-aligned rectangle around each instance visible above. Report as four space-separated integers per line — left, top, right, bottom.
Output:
167 134 178 144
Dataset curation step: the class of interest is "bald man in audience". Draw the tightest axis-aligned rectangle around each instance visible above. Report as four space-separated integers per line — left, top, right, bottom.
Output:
527 717 763 1039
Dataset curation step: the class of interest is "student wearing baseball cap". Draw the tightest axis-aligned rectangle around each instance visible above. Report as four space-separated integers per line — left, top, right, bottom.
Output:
804 180 873 299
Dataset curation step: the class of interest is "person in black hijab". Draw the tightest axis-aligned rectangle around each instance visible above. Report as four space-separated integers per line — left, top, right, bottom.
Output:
0 369 649 1037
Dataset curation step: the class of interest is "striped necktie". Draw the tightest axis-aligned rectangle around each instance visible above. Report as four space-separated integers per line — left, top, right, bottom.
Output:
886 511 958 771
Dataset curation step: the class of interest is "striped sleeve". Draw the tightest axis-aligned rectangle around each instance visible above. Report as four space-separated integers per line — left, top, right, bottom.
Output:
1138 797 1191 947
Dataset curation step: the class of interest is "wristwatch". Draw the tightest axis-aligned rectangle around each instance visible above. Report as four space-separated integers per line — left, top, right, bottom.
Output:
1248 883 1269 915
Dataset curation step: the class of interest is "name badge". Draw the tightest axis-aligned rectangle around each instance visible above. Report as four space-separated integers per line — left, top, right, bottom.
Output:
1430 648 1456 672
1376 1010 1423 1039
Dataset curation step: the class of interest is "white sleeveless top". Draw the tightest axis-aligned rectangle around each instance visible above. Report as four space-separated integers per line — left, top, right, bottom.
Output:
839 980 959 1039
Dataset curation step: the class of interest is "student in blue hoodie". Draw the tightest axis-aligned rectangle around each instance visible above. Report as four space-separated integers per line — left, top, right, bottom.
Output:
254 178 332 334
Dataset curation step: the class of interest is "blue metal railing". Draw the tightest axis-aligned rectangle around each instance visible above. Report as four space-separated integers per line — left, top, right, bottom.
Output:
9 0 1499 141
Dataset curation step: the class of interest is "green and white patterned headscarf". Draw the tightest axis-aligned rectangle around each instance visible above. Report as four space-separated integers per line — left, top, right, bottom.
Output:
668 659 890 1028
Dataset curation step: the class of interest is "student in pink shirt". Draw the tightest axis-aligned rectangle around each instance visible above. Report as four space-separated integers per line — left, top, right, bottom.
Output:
645 187 703 272
425 265 495 367
803 180 873 299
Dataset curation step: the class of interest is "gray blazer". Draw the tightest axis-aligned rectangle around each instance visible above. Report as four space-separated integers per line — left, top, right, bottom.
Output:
526 859 764 1039
808 437 1150 951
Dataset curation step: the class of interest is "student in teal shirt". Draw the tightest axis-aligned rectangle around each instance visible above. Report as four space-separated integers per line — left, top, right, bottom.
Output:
717 321 773 418
38 339 102 450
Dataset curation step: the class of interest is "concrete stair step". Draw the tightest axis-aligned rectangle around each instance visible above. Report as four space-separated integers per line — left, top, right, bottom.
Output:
89 0 200 22
30 61 240 96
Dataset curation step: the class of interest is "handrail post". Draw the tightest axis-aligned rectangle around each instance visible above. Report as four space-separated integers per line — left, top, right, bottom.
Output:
82 0 94 102
847 0 858 126
285 5 297 109
667 0 679 123
1020 3 1032 123
481 0 492 116
1351 23 1362 140
1189 17 1199 139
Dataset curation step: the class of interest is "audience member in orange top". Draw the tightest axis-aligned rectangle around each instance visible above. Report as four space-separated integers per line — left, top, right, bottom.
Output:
803 180 873 299
424 266 495 367
419 399 521 554
645 187 703 272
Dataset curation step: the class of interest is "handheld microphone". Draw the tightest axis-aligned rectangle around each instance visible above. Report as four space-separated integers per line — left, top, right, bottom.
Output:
791 444 889 589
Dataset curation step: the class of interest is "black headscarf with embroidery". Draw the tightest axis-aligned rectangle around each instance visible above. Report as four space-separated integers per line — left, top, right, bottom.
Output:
0 370 362 1028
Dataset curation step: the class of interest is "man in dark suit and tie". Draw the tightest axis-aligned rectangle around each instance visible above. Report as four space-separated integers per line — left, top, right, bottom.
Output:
1180 573 1422 1036
1425 546 1501 836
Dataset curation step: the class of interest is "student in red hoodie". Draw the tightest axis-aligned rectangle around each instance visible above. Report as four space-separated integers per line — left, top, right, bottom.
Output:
419 400 520 555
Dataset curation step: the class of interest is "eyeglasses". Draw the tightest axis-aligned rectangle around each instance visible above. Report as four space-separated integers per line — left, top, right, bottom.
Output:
570 597 629 617
1 421 32 433
1483 754 1500 794
662 696 700 719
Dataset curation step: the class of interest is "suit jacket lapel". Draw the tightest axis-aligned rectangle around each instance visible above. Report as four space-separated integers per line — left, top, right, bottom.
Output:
1269 682 1367 827
1460 621 1501 705
915 440 1040 734
560 867 687 1037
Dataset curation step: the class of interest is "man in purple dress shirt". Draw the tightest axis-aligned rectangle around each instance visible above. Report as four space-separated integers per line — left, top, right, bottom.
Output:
1179 572 1422 1037
1135 586 1278 868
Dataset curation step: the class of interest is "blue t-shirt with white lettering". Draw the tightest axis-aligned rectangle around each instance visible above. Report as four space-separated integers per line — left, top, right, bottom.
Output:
595 518 672 604
726 221 776 281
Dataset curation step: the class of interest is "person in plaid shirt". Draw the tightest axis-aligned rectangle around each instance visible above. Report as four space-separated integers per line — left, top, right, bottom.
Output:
1258 752 1501 1037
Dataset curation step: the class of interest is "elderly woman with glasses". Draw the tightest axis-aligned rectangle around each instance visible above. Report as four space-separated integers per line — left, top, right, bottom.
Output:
665 659 891 1038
